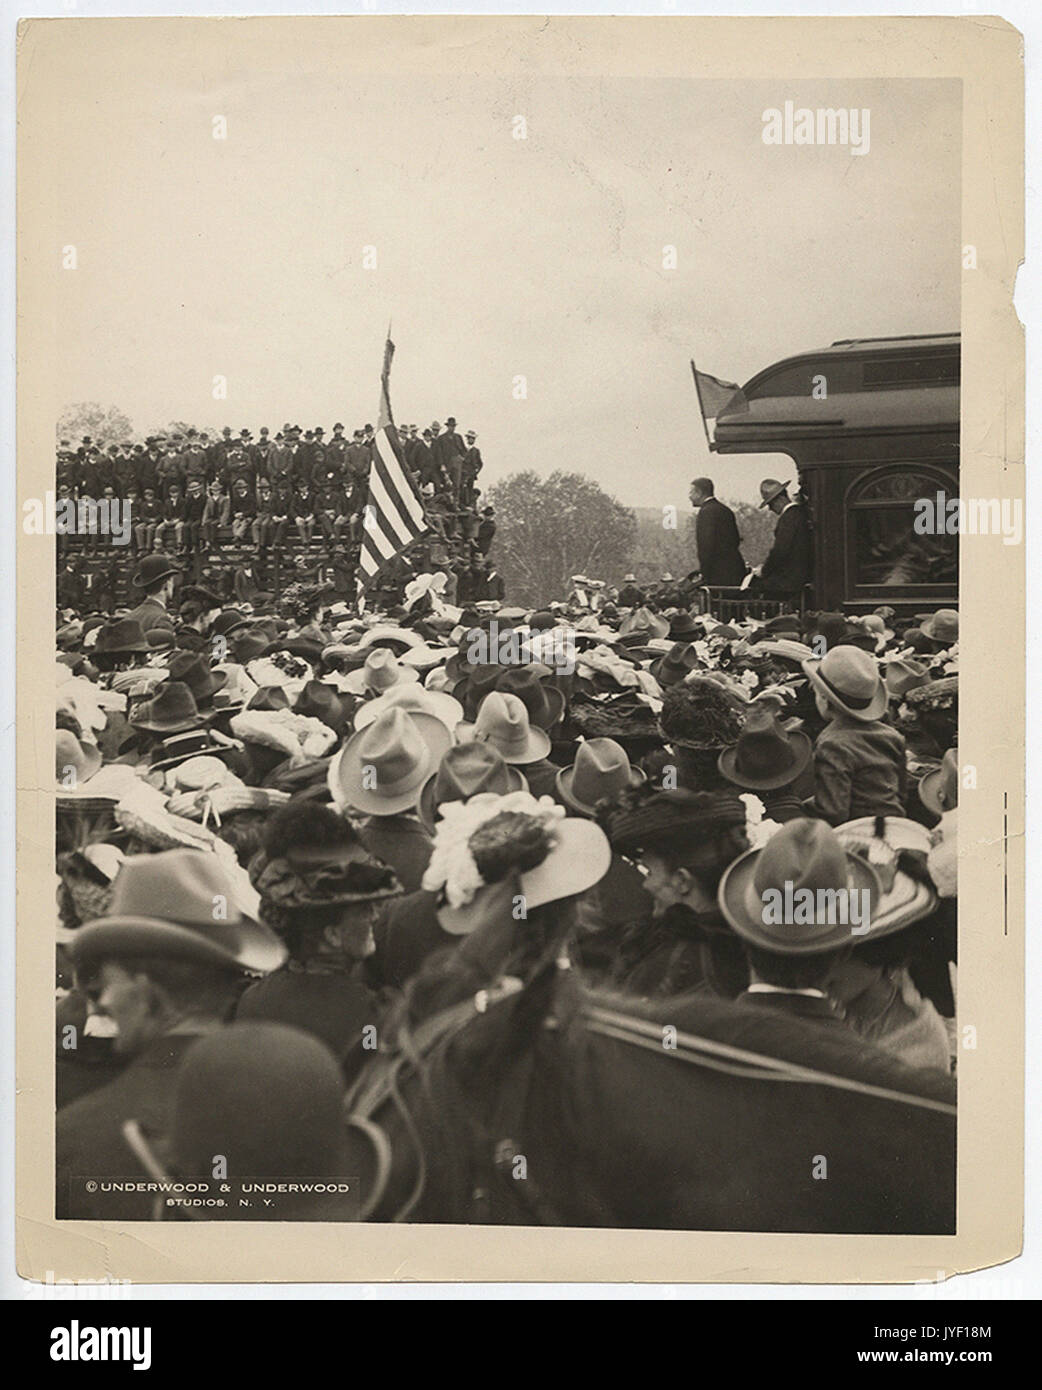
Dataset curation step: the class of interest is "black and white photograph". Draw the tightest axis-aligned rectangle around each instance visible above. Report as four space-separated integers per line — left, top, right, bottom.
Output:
14 14 1025 1287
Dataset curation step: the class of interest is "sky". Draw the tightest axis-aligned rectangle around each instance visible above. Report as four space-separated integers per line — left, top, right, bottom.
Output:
40 28 961 507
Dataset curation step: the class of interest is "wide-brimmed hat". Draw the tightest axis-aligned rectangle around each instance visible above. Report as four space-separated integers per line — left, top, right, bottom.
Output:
56 730 102 787
294 680 349 733
342 648 421 697
802 646 887 722
919 748 959 816
555 737 645 817
400 642 453 671
416 742 528 833
718 819 882 954
456 691 551 765
493 665 565 730
832 816 938 936
758 478 789 508
668 611 703 642
163 651 228 705
919 608 959 647
617 607 670 645
353 682 464 735
131 554 181 589
130 681 211 734
328 707 452 816
93 617 150 656
884 657 930 698
148 728 236 774
717 707 813 792
649 641 702 687
68 848 286 974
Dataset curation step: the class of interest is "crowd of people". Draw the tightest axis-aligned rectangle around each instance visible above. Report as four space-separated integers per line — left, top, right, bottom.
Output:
52 474 959 1224
56 418 503 609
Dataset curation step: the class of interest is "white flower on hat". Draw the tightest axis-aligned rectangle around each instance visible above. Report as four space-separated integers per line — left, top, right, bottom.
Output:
421 790 565 908
738 792 783 849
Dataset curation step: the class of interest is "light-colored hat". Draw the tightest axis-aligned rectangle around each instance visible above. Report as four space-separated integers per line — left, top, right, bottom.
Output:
758 478 789 508
343 647 421 697
884 657 930 698
327 707 452 816
56 730 102 788
802 646 887 722
919 609 959 646
718 819 881 953
555 738 644 816
68 848 286 974
353 682 464 734
919 748 959 816
456 691 551 765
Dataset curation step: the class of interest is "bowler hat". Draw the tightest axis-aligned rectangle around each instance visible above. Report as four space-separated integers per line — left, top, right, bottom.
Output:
69 849 285 974
556 738 644 817
718 819 881 953
131 554 181 589
717 707 812 791
417 742 528 833
211 609 250 640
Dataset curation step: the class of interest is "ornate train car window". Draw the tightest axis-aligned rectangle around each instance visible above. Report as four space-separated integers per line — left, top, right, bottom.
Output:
847 466 958 591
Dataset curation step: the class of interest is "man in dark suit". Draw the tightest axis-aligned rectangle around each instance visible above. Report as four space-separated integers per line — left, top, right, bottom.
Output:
754 478 813 601
124 554 180 636
433 416 467 503
689 477 747 587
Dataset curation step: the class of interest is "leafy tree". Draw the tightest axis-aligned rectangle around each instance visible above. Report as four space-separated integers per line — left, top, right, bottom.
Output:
485 470 637 608
731 499 775 569
57 403 134 449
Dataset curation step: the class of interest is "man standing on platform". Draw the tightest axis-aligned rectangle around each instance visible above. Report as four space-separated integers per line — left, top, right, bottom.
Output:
689 477 747 588
751 478 813 602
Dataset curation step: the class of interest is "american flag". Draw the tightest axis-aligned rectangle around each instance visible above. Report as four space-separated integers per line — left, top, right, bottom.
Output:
358 335 429 584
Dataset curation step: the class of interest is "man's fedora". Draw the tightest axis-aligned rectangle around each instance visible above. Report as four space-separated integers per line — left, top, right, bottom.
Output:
68 849 285 974
617 607 670 645
717 707 813 792
343 648 420 698
494 665 565 730
758 478 789 508
802 646 887 722
649 641 702 688
456 692 551 765
294 679 348 734
328 707 452 816
919 747 959 817
884 657 930 699
919 608 959 647
131 554 181 589
93 617 150 657
163 651 228 706
416 742 528 833
668 611 703 642
56 729 102 787
718 818 881 954
129 681 211 734
353 682 464 735
555 737 645 817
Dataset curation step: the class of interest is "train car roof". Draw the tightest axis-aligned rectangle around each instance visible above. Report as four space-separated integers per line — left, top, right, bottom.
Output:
712 332 960 446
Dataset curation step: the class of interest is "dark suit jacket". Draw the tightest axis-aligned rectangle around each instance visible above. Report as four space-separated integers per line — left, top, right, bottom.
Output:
56 1032 201 1219
695 496 747 587
124 594 175 635
761 502 813 596
366 889 457 991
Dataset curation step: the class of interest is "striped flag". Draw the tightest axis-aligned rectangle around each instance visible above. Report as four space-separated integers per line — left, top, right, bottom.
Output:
358 336 429 584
